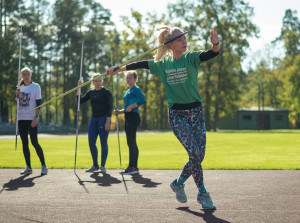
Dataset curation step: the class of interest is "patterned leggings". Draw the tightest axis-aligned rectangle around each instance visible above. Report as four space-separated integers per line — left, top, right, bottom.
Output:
168 104 206 187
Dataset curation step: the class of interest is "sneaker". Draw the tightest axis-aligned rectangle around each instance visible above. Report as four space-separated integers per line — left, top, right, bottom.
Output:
170 179 187 203
41 165 48 175
97 166 106 173
197 192 216 210
119 167 139 175
85 165 99 172
20 166 32 175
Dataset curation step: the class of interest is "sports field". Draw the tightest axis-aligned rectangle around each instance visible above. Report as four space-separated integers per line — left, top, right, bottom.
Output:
0 130 299 169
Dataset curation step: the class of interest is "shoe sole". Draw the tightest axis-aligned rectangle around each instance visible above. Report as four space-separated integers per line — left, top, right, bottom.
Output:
20 172 32 175
202 206 217 210
119 171 139 175
170 183 187 203
197 199 216 210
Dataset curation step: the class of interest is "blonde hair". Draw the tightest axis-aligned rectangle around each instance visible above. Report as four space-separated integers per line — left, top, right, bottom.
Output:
125 71 137 80
153 25 184 62
90 73 102 89
19 67 32 86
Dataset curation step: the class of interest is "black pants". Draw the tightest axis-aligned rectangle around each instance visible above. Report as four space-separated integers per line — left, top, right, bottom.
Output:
18 120 45 168
125 112 141 168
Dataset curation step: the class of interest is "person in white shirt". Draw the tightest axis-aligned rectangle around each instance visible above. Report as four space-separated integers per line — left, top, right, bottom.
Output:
16 67 47 176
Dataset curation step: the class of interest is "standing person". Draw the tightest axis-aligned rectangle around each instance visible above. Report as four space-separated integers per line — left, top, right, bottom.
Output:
114 71 146 175
77 73 113 173
107 26 220 210
16 67 48 176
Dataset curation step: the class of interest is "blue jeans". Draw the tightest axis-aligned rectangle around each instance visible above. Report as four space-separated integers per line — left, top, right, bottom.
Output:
88 116 109 167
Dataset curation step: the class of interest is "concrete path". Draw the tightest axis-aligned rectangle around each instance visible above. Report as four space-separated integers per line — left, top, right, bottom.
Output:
0 169 299 223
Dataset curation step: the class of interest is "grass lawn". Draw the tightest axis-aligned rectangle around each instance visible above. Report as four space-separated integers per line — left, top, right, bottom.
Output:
0 130 299 169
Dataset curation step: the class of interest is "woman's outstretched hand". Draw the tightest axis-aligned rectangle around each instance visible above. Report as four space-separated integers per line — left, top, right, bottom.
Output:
106 66 119 76
210 29 219 45
210 29 220 52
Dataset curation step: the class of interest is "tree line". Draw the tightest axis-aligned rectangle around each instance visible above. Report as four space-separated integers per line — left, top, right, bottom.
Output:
0 0 299 131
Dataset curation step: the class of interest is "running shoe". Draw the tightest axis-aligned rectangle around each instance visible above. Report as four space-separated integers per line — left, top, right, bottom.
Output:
97 166 106 173
170 179 187 203
41 165 48 175
119 167 139 175
20 166 32 175
85 165 99 172
197 192 216 210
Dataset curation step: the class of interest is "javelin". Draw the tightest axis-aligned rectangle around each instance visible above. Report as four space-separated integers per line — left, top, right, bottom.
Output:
74 40 84 171
30 30 190 111
111 50 122 168
15 26 22 151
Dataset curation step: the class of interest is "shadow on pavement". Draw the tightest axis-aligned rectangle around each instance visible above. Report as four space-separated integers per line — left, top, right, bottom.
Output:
131 173 162 188
0 175 43 193
74 171 89 193
177 207 231 223
89 172 122 186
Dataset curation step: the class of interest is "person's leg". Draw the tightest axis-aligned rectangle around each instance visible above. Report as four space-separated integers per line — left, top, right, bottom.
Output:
169 109 200 184
29 123 46 166
98 116 109 168
191 105 207 194
189 105 215 209
88 117 99 168
18 120 31 168
125 112 140 168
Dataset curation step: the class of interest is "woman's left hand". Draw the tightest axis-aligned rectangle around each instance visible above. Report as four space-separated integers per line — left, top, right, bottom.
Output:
210 29 219 45
125 105 132 112
31 117 38 128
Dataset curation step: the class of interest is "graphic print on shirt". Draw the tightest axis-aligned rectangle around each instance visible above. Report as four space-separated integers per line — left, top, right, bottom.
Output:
19 92 31 108
166 67 187 85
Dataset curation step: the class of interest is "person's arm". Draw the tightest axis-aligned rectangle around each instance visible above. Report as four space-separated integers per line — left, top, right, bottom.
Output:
126 61 149 70
76 80 90 104
107 61 149 76
31 86 42 128
107 91 113 118
199 29 220 62
105 91 113 131
199 50 219 61
77 91 90 104
125 88 146 112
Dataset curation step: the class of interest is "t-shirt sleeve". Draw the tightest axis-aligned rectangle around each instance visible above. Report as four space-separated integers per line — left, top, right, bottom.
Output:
148 60 161 76
36 84 42 100
134 87 146 106
188 51 202 71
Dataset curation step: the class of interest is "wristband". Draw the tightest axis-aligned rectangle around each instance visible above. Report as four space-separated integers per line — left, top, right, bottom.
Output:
34 114 39 118
213 41 219 46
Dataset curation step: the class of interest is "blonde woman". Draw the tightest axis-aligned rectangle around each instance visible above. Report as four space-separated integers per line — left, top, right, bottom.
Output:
16 67 47 175
77 73 113 173
107 26 220 210
114 71 146 175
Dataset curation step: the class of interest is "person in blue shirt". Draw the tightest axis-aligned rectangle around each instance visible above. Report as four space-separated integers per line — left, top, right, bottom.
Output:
115 71 146 175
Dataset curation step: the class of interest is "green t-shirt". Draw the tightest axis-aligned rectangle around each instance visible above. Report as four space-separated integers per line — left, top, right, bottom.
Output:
148 51 204 108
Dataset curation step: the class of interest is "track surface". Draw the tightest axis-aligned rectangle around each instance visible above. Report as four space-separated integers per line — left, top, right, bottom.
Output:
0 169 299 223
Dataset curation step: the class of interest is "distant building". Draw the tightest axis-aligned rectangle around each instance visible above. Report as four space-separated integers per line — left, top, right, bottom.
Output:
218 106 289 130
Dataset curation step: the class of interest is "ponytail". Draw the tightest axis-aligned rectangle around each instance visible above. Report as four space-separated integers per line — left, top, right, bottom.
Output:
153 25 172 62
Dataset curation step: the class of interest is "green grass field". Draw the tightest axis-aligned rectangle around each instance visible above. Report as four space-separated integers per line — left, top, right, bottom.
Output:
0 131 299 169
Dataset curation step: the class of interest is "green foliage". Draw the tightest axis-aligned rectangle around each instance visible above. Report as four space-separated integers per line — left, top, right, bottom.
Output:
0 1 299 130
0 131 299 169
